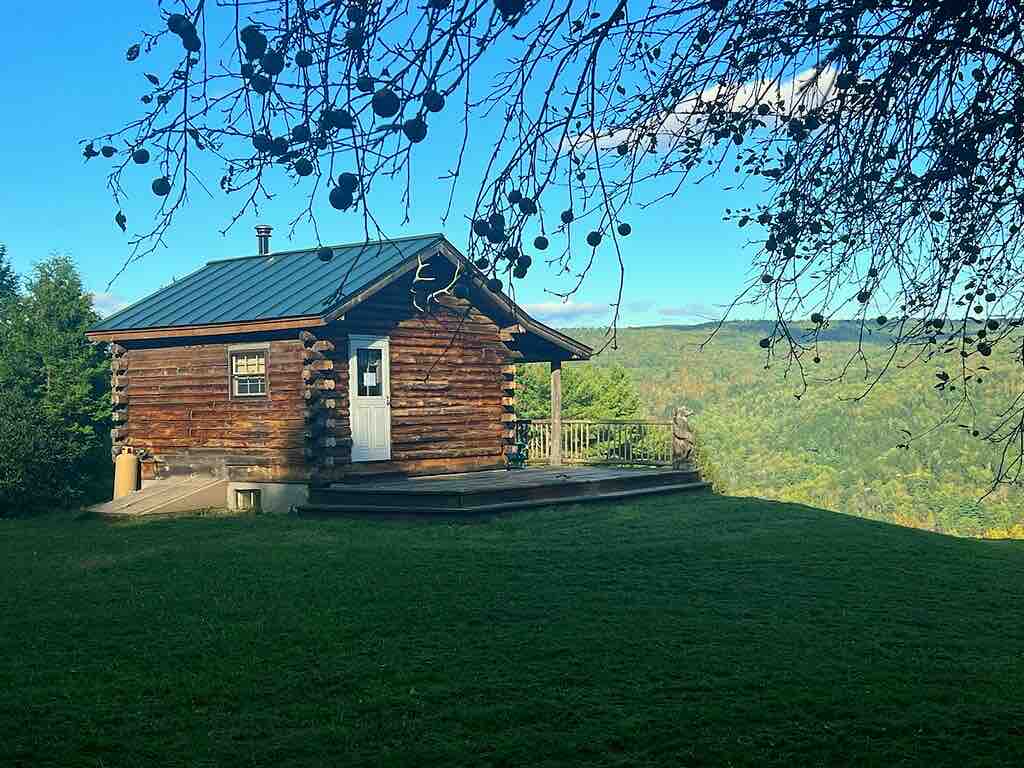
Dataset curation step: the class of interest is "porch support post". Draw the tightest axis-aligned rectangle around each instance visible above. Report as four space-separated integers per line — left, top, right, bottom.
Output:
550 360 562 466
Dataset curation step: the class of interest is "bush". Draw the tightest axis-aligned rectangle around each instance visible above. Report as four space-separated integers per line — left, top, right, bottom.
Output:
0 392 101 515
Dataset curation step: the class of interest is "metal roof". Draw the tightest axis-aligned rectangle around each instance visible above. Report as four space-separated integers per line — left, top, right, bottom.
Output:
90 233 444 333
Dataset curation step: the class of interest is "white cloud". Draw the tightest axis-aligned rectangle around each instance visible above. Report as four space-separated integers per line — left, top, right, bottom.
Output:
522 301 609 324
571 66 839 151
91 292 132 317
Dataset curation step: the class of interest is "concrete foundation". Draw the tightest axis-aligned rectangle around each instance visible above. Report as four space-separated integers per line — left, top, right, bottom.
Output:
226 482 309 514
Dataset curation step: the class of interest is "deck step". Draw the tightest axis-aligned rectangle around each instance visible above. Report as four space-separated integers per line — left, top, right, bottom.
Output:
301 468 708 515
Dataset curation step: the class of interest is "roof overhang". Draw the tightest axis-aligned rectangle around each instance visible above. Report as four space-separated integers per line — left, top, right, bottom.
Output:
85 314 325 342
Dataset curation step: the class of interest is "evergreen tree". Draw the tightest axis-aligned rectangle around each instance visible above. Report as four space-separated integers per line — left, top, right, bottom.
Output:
0 254 111 513
0 244 17 308
1 254 109 425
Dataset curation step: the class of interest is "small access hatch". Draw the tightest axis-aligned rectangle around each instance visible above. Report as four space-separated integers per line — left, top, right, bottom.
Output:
234 488 262 512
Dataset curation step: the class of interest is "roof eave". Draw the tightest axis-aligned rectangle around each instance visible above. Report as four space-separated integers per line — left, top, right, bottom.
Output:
85 314 326 342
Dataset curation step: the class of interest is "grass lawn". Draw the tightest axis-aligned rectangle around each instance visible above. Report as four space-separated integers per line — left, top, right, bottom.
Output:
3 494 1024 767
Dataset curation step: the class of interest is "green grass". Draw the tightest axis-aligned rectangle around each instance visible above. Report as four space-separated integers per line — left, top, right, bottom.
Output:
3 495 1024 767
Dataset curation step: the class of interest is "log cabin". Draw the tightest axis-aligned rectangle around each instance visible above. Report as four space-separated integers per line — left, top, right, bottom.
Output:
87 230 591 513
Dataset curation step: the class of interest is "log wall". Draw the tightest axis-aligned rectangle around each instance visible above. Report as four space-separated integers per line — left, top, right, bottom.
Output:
312 273 515 481
112 265 519 483
116 337 307 481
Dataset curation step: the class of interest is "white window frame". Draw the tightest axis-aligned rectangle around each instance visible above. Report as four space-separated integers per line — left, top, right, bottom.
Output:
228 343 270 399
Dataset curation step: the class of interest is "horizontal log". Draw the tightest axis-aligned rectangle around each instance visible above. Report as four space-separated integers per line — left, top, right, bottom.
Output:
124 419 306 434
389 413 503 429
125 376 300 392
332 326 504 346
126 417 304 431
299 330 318 345
111 343 127 357
112 394 129 407
132 435 308 449
319 455 504 481
125 390 299 402
130 446 306 459
127 404 303 419
390 365 502 377
390 445 503 461
111 375 128 390
391 432 503 449
130 340 302 360
502 397 516 407
390 408 503 421
124 356 303 372
390 404 502 418
391 408 502 421
127 401 303 415
126 359 301 375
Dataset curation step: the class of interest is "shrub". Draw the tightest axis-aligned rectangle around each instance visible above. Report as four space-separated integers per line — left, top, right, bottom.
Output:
0 391 99 515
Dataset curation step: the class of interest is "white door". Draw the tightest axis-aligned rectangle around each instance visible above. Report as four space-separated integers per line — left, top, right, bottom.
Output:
349 334 392 462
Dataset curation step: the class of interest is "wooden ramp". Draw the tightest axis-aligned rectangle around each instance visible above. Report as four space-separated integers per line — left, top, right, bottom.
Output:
301 466 709 515
89 478 227 518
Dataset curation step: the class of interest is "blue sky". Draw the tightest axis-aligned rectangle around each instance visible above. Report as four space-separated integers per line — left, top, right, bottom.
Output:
0 1 767 328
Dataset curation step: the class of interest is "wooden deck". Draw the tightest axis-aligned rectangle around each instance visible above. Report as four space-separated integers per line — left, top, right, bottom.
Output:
301 466 709 515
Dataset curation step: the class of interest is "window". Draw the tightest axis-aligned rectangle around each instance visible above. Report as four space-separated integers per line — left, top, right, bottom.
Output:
356 348 383 397
231 349 267 397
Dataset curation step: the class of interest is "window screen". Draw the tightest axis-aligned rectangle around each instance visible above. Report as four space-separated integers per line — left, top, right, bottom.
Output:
231 350 267 397
356 348 382 397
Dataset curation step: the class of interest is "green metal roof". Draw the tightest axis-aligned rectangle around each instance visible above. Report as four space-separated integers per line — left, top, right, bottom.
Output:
90 233 445 332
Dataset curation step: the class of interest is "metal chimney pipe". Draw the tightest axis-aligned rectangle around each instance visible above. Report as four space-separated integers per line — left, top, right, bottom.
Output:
255 224 272 256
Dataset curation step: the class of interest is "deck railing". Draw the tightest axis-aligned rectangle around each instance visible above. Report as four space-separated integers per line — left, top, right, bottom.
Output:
516 419 674 467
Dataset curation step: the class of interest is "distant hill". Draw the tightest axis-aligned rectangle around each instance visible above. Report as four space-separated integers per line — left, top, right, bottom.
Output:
639 318 896 343
602 317 1012 344
525 322 1024 538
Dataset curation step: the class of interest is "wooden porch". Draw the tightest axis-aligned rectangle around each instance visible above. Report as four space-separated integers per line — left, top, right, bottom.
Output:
300 465 708 515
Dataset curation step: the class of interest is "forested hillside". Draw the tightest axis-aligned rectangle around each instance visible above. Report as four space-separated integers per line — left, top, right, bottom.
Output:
527 322 1023 538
